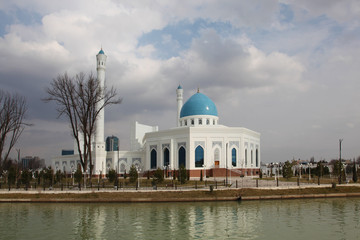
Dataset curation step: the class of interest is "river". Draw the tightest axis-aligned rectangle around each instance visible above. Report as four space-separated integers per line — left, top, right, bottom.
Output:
0 198 359 239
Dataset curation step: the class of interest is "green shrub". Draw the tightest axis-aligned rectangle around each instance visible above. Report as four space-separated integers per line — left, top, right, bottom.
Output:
106 169 117 183
152 168 164 184
129 165 138 183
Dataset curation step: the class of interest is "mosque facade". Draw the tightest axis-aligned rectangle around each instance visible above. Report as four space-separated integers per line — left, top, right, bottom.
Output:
52 50 261 178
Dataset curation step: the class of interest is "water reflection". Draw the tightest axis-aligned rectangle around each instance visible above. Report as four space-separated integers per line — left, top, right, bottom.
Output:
0 198 359 239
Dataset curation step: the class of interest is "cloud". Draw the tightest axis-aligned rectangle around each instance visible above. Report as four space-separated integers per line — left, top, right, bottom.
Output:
159 29 306 96
1 0 360 163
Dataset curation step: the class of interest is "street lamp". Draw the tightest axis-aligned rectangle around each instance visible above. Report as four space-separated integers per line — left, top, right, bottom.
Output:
229 164 232 186
226 143 228 185
274 163 277 181
168 164 170 178
136 166 141 189
202 164 206 180
72 170 75 185
339 139 343 184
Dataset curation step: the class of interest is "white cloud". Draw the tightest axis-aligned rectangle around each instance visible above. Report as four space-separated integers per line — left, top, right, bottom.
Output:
1 0 360 163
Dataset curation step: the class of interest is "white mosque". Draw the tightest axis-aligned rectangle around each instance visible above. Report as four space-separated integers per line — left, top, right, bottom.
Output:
52 49 261 178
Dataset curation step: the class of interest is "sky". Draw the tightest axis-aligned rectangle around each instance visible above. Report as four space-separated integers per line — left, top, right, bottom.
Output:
1 0 360 164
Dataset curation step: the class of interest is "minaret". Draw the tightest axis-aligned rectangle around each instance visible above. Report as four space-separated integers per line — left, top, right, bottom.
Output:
94 48 107 176
176 85 183 127
95 49 106 143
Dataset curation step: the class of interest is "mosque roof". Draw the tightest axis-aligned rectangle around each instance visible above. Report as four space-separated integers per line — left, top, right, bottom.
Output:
98 49 105 54
180 92 218 118
177 85 182 89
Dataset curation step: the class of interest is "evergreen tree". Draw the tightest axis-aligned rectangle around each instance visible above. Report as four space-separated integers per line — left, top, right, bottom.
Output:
352 160 357 183
21 169 32 186
129 165 138 183
333 160 343 183
282 161 293 179
106 169 117 183
55 170 63 184
7 165 16 185
152 168 164 184
179 165 187 184
74 167 82 185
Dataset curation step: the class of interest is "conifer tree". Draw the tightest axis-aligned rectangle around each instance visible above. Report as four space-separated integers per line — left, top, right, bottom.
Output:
353 159 357 183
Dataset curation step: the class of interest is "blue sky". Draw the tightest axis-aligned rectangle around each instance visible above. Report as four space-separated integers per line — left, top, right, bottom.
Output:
1 0 360 164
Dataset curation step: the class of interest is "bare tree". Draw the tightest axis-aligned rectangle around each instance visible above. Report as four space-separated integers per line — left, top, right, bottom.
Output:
0 90 30 164
43 72 121 182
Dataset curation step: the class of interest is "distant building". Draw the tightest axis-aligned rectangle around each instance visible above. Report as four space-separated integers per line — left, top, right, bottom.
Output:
106 136 119 151
21 156 45 170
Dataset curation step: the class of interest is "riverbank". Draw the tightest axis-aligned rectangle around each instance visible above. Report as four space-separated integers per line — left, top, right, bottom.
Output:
0 184 359 203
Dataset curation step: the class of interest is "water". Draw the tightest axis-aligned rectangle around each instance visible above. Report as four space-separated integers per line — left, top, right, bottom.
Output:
0 198 359 240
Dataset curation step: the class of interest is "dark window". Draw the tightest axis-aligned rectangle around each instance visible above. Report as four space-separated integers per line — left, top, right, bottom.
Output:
163 148 170 166
195 146 204 168
232 148 237 167
151 149 157 169
178 147 186 168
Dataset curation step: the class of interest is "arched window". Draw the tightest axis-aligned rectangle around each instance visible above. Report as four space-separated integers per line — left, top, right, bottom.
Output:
251 150 253 165
214 148 220 167
178 147 186 168
232 148 237 167
245 149 247 165
151 149 157 169
163 148 170 167
195 146 204 168
256 149 259 167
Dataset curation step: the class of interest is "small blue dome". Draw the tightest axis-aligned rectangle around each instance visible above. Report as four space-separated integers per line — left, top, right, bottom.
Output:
177 85 182 89
98 49 105 54
180 92 218 118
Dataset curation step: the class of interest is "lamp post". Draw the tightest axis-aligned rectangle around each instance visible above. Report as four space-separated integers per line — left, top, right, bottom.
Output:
339 139 343 184
136 166 141 189
229 164 232 186
274 163 277 181
202 164 206 180
72 170 75 185
168 164 170 178
97 170 100 185
226 143 228 185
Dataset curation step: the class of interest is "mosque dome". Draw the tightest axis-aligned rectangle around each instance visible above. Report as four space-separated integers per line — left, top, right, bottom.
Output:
98 49 105 54
180 92 218 118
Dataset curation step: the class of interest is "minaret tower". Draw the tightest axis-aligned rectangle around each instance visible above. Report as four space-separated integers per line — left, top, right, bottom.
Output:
95 49 106 143
176 85 183 127
94 48 107 176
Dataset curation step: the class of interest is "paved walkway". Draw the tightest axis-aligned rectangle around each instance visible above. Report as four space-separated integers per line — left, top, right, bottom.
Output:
0 177 357 194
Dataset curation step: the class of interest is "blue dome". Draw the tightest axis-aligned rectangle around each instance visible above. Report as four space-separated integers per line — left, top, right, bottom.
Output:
98 49 105 54
180 92 218 118
177 85 182 89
